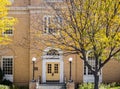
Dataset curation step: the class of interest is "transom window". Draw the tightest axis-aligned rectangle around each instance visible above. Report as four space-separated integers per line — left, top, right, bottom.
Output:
43 16 62 34
2 57 13 75
47 49 59 56
45 0 63 2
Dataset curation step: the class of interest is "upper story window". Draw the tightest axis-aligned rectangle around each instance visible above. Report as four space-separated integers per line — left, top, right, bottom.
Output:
3 25 13 35
43 15 62 34
2 17 14 36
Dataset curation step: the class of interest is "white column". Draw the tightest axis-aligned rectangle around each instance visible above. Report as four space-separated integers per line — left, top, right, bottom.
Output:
60 60 64 83
42 59 46 83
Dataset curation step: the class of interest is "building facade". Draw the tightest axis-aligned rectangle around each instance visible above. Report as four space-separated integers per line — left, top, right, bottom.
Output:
0 0 120 86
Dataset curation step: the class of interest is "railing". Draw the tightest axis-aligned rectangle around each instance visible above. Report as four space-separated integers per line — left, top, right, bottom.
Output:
36 76 41 89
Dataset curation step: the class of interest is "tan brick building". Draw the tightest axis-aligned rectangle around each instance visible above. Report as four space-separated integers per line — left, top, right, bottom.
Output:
0 0 120 86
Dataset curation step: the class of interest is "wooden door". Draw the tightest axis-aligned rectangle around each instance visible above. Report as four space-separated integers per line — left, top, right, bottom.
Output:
46 62 60 82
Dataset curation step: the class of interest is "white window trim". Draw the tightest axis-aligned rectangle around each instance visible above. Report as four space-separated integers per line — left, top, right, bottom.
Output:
43 15 52 34
2 27 14 36
1 56 14 82
2 17 14 36
83 60 102 83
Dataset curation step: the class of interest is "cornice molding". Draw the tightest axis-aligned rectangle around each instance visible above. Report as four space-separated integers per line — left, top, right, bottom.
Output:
8 6 50 11
8 6 66 14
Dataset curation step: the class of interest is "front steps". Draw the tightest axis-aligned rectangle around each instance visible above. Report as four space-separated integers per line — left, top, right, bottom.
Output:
36 83 66 89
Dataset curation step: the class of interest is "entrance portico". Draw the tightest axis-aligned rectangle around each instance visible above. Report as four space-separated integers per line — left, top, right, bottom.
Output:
42 47 64 83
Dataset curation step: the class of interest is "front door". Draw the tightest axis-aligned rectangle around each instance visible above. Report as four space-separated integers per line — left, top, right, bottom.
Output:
46 62 60 82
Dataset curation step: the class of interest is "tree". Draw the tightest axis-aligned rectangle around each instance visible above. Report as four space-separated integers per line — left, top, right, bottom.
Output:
39 0 120 89
0 0 16 82
20 0 120 89
0 0 16 45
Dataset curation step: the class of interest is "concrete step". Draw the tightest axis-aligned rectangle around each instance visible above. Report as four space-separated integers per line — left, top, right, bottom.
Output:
36 83 66 89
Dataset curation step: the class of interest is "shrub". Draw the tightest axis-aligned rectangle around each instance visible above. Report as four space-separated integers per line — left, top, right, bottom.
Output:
0 68 4 83
2 79 13 86
0 85 29 89
99 84 110 89
79 83 94 89
79 83 111 89
10 85 29 89
0 85 10 89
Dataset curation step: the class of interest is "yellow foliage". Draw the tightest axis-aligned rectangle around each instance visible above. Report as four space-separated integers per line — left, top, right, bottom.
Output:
0 0 16 45
44 0 120 61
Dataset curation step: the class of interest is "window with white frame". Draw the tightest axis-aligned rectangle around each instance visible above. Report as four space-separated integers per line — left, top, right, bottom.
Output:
2 17 14 35
43 16 62 34
83 52 102 82
84 57 95 75
84 54 101 75
3 26 13 35
2 57 13 75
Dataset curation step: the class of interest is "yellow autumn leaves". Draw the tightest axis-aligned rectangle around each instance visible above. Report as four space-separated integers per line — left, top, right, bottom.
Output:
0 0 16 45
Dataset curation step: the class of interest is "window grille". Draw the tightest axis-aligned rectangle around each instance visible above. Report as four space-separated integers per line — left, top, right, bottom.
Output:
2 57 13 75
43 16 62 34
47 49 59 56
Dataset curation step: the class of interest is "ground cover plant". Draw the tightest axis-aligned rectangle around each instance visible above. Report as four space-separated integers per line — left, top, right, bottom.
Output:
79 83 120 89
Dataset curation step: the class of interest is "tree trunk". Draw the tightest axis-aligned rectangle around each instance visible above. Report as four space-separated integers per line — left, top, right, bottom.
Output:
94 74 99 89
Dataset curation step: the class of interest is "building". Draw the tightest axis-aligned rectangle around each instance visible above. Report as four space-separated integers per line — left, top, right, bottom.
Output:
0 0 120 86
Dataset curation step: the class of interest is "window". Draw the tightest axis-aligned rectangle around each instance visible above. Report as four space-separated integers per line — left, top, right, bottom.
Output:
47 64 52 73
84 57 95 75
2 57 13 75
45 0 63 2
47 49 59 55
83 55 102 82
43 16 62 34
54 64 59 73
3 26 13 35
2 17 14 35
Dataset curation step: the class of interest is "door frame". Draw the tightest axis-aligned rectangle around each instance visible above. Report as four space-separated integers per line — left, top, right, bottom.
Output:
42 47 64 83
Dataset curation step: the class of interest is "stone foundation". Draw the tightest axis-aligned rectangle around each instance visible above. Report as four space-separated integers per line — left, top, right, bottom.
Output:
66 82 75 89
29 82 36 89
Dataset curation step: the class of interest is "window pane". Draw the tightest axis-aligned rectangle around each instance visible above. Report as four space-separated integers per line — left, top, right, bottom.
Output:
2 57 13 75
43 16 62 34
